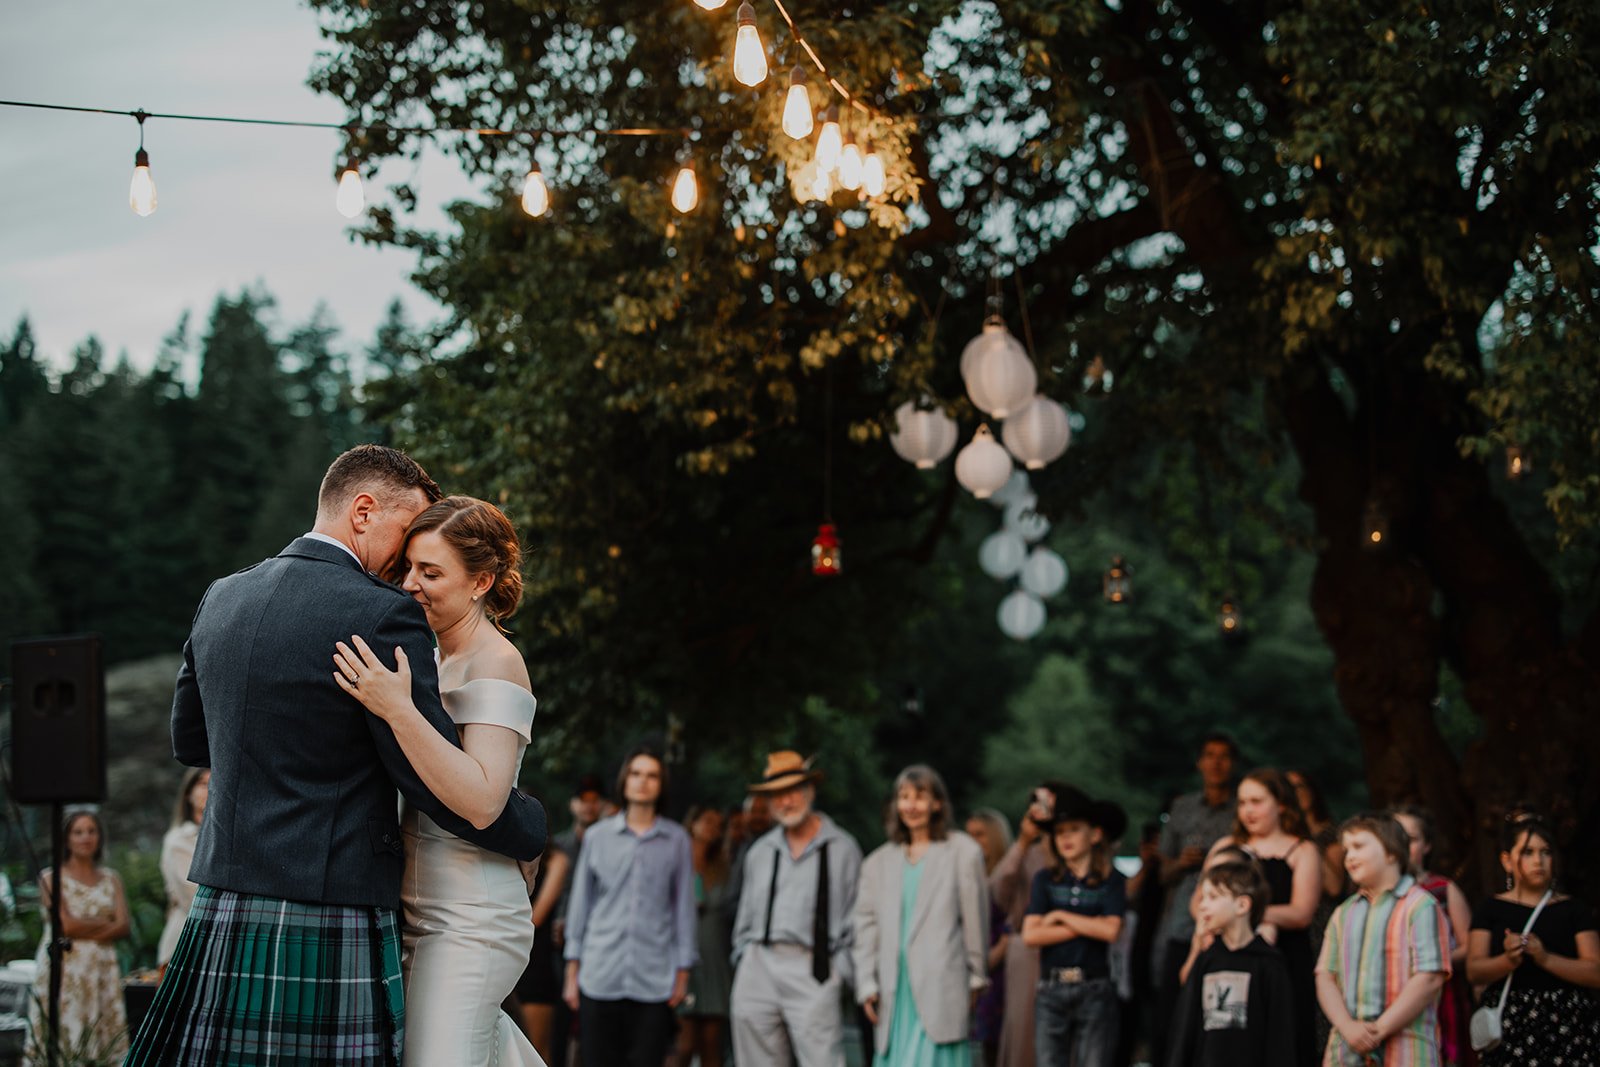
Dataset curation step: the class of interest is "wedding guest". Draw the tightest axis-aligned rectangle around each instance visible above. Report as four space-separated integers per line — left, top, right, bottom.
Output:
25 810 130 1066
672 805 734 1067
1315 814 1449 1067
730 751 863 1067
1022 789 1127 1067
550 771 605 1067
991 781 1072 1067
512 840 569 1063
157 769 209 973
563 747 697 1067
1150 734 1238 1067
1390 805 1473 1066
1208 767 1320 1067
1287 767 1344 1058
1164 860 1296 1067
854 765 989 1065
967 808 1014 1066
1465 816 1600 1065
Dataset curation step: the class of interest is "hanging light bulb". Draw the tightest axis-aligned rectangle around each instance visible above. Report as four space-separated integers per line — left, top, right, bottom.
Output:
126 111 157 217
694 0 729 8
862 141 886 197
1361 497 1389 550
837 130 864 191
782 66 815 139
814 108 842 173
671 162 699 213
1506 443 1530 480
732 2 769 87
1102 555 1133 603
520 161 550 218
1218 598 1243 639
335 163 365 218
810 164 833 203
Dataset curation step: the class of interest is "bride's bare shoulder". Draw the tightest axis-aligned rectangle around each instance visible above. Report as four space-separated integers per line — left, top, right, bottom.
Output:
465 634 533 691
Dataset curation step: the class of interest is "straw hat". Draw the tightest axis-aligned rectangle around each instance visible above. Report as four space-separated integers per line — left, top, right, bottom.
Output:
748 751 823 793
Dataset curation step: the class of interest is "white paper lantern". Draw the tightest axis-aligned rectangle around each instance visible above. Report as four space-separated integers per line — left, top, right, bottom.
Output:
978 530 1029 580
955 425 1013 499
961 319 1037 419
889 400 959 469
1020 547 1069 598
1004 496 1051 543
1002 396 1073 470
988 470 1032 510
997 590 1047 640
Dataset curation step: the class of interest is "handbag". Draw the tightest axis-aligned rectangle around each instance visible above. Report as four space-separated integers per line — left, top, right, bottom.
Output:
1469 889 1552 1052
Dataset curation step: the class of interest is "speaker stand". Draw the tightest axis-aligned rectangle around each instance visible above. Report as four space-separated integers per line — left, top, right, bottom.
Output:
46 801 65 1067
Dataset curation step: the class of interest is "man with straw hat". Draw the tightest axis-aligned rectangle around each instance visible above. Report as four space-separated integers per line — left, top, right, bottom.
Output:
730 751 863 1067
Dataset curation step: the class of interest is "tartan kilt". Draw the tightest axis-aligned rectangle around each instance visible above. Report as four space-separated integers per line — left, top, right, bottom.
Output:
123 886 404 1066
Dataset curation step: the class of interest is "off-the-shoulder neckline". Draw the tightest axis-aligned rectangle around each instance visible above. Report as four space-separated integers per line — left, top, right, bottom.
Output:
442 676 535 700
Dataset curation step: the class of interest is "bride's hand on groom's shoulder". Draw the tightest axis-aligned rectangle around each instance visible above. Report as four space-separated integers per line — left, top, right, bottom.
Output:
333 635 414 721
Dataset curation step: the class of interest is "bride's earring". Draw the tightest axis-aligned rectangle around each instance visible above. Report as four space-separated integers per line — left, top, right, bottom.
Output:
1505 872 1513 891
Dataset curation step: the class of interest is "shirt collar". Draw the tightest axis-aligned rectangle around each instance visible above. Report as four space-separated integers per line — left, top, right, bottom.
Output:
1360 873 1415 905
304 531 363 568
607 811 665 840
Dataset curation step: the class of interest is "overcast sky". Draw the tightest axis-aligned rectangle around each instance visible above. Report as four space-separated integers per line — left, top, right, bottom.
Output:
1 1 483 372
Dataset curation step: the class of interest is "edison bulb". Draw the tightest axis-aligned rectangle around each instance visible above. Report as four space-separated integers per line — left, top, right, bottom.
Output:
335 167 365 218
521 166 550 217
811 165 832 203
782 68 814 139
837 137 863 191
128 148 157 217
693 0 728 7
671 164 699 213
862 146 886 197
814 109 842 173
732 3 768 87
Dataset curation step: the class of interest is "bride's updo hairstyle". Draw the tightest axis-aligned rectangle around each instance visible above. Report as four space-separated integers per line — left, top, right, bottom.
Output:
398 495 524 624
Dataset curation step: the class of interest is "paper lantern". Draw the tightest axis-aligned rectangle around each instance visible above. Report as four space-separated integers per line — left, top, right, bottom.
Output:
961 318 1037 419
1003 496 1051 543
988 470 1032 510
955 425 1013 499
978 530 1028 580
1002 396 1072 470
997 590 1047 640
1020 548 1068 598
890 400 959 469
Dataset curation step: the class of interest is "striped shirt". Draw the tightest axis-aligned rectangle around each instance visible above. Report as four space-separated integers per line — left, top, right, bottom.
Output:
1316 874 1450 1067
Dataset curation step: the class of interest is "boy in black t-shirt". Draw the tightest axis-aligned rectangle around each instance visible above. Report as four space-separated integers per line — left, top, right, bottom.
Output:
1165 861 1296 1067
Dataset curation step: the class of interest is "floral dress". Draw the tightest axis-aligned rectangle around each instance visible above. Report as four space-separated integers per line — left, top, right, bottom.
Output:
25 869 129 1065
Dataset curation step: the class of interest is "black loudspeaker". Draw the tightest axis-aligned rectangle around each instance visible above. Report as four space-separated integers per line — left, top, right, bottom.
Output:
9 635 106 803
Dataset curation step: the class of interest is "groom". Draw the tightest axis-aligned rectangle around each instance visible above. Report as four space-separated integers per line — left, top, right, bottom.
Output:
124 444 547 1066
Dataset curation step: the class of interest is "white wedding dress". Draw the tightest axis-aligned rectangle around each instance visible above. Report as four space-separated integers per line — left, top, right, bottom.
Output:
400 678 546 1067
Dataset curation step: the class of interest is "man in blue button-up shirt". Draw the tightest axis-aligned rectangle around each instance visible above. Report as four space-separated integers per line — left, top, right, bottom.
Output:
563 746 697 1066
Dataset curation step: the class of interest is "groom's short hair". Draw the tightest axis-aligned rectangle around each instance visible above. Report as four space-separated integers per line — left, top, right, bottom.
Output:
317 444 442 517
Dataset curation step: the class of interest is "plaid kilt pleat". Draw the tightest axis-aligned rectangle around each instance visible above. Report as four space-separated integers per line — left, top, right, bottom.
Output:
123 886 404 1066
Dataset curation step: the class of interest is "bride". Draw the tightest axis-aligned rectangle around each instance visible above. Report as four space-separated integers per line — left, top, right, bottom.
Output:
334 495 544 1066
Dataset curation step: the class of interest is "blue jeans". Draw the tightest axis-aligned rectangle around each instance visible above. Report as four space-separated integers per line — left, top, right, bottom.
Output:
1034 976 1118 1067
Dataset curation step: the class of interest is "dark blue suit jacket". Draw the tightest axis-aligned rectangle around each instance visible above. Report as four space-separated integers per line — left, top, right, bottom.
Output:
172 536 547 910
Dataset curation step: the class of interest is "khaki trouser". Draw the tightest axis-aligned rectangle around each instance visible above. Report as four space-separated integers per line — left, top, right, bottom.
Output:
730 943 844 1067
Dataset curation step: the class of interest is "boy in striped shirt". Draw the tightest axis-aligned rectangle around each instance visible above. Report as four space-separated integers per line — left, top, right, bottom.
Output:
1315 813 1450 1067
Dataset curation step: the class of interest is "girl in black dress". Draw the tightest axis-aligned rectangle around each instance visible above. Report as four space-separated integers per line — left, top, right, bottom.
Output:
1466 817 1600 1066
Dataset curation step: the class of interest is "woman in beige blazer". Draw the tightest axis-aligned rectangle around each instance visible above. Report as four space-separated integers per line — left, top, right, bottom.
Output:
853 764 991 1065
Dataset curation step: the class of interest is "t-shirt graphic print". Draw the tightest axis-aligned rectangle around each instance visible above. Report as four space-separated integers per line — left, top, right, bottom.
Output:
1201 970 1250 1031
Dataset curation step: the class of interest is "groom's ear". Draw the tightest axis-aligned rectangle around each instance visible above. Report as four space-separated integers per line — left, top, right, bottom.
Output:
350 491 380 528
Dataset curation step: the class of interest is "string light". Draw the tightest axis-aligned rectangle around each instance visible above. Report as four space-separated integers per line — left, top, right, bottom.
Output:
732 2 769 88
810 164 833 203
837 128 863 191
693 0 729 8
520 160 550 217
862 141 886 197
814 107 842 173
335 161 365 218
671 160 699 213
781 67 814 139
127 111 156 217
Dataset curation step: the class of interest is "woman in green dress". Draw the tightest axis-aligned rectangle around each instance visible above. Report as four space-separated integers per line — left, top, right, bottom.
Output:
854 765 991 1066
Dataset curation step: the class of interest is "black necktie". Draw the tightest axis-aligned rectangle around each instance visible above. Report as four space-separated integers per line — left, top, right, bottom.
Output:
812 841 831 983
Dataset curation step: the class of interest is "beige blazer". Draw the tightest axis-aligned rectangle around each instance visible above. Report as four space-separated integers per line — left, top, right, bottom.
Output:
852 831 990 1052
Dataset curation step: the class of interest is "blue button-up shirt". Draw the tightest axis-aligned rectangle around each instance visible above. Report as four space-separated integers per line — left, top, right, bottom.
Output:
563 812 697 1002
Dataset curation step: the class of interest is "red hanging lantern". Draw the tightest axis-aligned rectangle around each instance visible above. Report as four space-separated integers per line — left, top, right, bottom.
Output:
811 522 843 576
